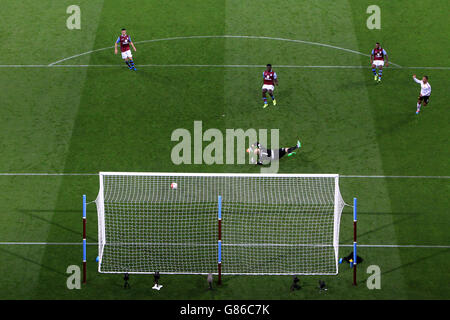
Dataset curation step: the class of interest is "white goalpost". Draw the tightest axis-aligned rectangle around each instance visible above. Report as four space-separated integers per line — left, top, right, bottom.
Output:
95 172 345 277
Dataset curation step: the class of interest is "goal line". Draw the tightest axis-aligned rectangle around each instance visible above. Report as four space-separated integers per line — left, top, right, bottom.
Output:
0 242 448 248
0 173 448 179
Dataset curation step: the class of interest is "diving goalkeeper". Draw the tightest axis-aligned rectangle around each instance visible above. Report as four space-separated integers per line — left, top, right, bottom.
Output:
247 140 301 165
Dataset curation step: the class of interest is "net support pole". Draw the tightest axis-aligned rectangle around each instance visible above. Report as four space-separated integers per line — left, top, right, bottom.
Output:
352 197 357 286
82 194 87 284
218 195 222 285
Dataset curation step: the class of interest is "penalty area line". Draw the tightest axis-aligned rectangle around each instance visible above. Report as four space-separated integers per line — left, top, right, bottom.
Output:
0 64 449 70
47 35 403 67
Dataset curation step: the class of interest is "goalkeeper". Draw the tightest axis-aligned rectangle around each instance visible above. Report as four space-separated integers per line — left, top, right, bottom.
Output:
247 140 301 165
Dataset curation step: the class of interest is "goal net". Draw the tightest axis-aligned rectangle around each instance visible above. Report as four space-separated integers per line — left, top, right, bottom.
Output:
96 172 345 275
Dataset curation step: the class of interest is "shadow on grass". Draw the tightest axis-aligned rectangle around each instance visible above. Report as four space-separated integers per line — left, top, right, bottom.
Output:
381 248 450 277
298 139 389 167
0 246 66 277
356 248 450 286
341 212 421 243
17 209 97 242
375 112 420 136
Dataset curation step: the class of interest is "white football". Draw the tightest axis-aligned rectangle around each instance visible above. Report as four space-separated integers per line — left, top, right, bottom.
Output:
170 182 178 189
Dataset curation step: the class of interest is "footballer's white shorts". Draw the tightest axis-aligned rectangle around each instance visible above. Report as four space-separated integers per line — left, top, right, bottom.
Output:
372 60 384 67
121 50 133 59
262 84 275 91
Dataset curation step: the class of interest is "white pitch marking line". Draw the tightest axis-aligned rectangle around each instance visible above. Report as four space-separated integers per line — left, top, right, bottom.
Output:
0 242 84 245
1 64 449 69
2 64 370 68
0 173 448 179
0 173 98 176
46 35 402 67
345 244 450 248
341 175 450 179
0 242 448 248
1 64 370 68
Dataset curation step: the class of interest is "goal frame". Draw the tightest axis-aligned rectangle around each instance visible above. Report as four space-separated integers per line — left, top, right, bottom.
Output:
95 172 345 276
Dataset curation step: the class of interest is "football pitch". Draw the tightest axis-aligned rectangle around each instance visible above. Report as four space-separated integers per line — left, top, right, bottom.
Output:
0 0 449 300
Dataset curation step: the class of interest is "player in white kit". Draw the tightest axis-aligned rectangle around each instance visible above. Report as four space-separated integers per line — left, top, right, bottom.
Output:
412 75 431 114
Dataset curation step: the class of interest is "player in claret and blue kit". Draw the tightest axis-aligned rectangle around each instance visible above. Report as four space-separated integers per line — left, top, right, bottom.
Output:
114 28 137 71
370 42 389 82
262 64 278 108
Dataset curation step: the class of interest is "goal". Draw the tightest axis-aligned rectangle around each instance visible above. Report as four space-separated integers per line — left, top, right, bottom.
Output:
95 172 345 276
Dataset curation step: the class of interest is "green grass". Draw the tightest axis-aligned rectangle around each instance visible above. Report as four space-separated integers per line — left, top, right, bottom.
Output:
0 0 449 299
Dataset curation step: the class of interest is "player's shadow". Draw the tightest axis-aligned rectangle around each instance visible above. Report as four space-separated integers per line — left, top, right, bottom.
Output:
0 246 67 277
17 209 97 242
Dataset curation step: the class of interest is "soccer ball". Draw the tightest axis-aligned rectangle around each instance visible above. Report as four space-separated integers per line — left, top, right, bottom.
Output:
170 182 178 189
